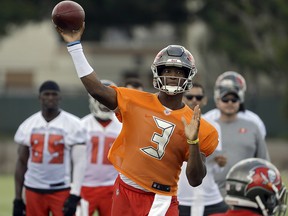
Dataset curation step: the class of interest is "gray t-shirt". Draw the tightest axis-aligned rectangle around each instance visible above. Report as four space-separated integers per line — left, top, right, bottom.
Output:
214 118 270 196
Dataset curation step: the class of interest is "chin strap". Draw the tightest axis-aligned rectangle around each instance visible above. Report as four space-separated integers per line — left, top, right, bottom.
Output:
161 85 184 95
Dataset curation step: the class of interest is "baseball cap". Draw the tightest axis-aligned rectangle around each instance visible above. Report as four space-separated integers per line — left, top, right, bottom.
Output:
219 86 240 99
215 78 240 99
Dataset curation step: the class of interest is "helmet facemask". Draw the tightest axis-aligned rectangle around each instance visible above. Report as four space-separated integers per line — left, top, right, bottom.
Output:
272 186 287 216
151 45 197 95
89 95 113 120
88 79 116 120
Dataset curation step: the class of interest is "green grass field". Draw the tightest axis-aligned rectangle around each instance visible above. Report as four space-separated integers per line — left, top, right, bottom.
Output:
1 173 287 216
0 175 14 216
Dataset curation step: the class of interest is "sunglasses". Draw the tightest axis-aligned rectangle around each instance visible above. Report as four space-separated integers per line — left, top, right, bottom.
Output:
184 95 204 101
221 97 239 103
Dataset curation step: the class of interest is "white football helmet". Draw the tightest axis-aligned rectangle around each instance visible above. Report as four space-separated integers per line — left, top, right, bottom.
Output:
214 71 247 103
151 45 197 95
89 80 116 120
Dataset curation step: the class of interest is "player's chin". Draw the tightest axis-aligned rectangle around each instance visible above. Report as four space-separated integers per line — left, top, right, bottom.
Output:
224 110 237 115
46 106 59 112
45 102 59 109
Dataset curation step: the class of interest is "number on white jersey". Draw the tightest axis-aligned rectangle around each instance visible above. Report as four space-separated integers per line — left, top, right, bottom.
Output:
90 136 115 165
31 133 64 164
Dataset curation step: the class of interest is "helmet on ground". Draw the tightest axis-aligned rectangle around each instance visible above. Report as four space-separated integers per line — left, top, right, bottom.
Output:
225 158 287 216
151 45 197 95
89 80 116 120
214 71 247 103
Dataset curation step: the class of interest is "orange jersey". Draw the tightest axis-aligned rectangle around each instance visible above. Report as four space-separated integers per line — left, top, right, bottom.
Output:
109 86 218 196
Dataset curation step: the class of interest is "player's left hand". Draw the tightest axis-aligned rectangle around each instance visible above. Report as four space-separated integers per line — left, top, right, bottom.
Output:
182 105 201 141
63 194 81 216
13 199 26 216
56 22 85 43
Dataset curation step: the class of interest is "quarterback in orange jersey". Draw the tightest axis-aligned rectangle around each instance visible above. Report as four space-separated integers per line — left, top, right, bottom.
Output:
56 23 218 215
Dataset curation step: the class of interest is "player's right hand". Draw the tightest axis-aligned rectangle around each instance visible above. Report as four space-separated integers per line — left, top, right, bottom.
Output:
214 155 227 167
13 199 26 216
182 104 201 141
63 194 81 216
56 22 85 43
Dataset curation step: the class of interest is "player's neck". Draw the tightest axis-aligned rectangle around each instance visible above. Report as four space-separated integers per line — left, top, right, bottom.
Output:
219 113 237 122
95 117 112 127
42 109 61 122
157 92 185 110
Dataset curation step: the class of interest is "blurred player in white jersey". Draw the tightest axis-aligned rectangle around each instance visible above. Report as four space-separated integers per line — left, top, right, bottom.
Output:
13 80 86 216
178 83 228 216
204 71 266 138
79 80 122 216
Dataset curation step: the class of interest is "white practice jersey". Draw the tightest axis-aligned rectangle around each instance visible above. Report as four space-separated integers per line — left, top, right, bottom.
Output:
81 114 122 187
14 110 86 190
204 108 266 138
178 117 224 209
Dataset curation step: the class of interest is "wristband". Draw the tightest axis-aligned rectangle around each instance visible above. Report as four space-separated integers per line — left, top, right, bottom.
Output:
187 138 199 145
67 43 94 78
67 40 81 47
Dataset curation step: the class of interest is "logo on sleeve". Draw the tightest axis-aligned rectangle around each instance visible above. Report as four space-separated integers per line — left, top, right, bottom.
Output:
238 128 247 134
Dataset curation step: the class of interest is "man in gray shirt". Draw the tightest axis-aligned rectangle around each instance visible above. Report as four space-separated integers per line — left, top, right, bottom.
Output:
210 80 270 197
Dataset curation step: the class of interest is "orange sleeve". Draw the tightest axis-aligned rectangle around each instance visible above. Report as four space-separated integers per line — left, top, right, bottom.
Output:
198 118 219 157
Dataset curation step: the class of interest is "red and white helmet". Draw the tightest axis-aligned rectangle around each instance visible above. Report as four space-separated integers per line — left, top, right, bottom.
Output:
214 71 247 103
225 158 287 216
89 80 116 120
151 45 197 95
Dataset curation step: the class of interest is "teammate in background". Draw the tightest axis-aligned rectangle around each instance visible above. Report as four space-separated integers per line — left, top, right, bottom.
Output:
178 83 228 216
56 23 219 216
123 77 144 91
210 158 287 216
79 80 122 216
204 71 266 139
209 79 270 197
13 80 86 216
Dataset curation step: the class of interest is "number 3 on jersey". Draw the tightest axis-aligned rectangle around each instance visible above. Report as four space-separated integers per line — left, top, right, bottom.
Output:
140 117 175 160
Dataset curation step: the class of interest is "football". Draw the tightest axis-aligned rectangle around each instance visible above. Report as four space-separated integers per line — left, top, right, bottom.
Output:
52 0 85 32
